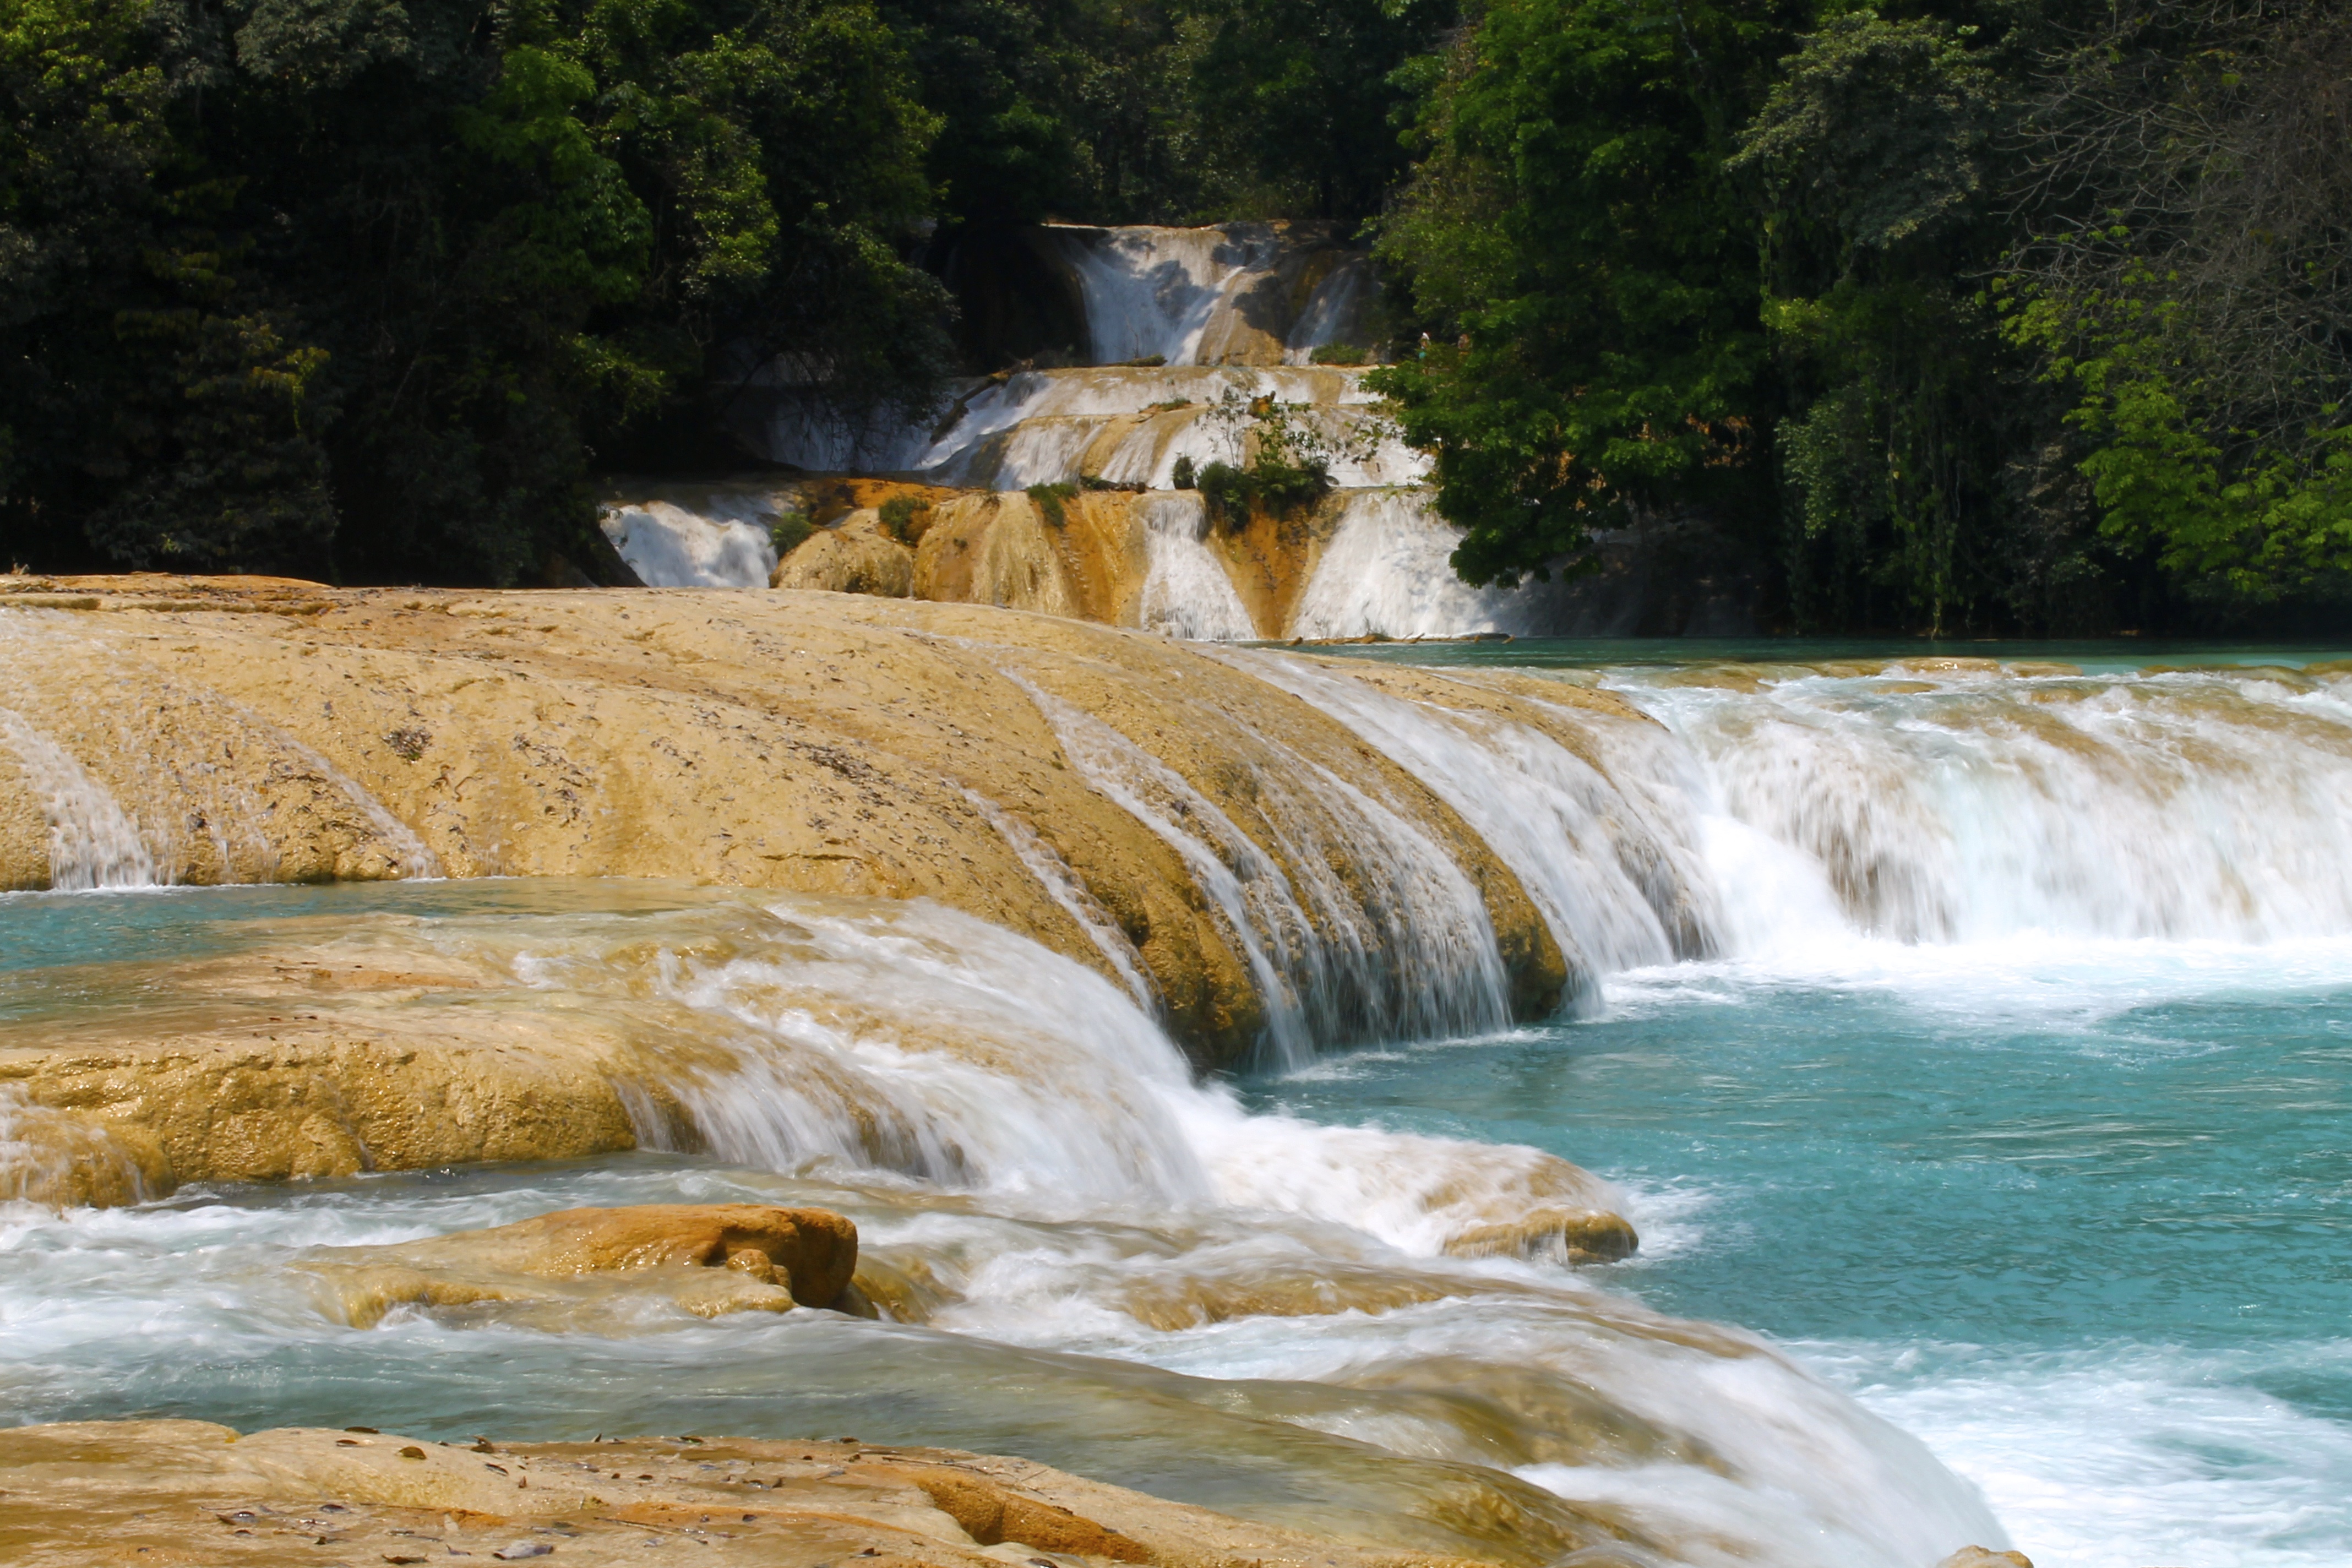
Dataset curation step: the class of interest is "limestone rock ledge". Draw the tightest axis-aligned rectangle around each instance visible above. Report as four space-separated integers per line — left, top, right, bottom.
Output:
0 1420 1494 1568
298 1204 867 1329
0 576 1628 1057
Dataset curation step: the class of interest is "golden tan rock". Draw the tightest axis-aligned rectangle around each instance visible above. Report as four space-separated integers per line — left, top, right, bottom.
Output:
0 1420 1509 1568
1938 1550 2034 1568
913 491 1087 617
899 1465 1150 1560
300 1204 863 1328
0 991 666 1205
773 511 915 596
0 578 1602 1062
1442 1207 1642 1265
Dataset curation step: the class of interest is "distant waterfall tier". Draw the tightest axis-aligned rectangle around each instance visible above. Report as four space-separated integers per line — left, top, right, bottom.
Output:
601 476 1614 638
930 221 1382 372
596 220 1757 636
750 364 1425 491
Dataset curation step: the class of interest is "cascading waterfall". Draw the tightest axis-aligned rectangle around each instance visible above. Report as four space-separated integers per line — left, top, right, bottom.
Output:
962 785 1159 1008
1288 488 1559 640
1230 653 1718 996
1044 224 1378 367
1 881 2006 1567
1618 662 2352 945
598 494 781 589
1009 673 1511 1065
1054 224 1280 366
0 706 158 892
1136 491 1260 640
26 636 2352 1565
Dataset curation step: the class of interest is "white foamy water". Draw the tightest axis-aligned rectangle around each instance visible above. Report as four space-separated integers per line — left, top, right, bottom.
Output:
1233 653 1716 997
14 654 2352 1565
1137 491 1259 639
1288 490 1558 639
772 366 1425 491
1010 673 1511 1064
0 883 2006 1568
1827 1341 2352 1568
0 706 158 890
1622 665 2352 945
599 501 778 587
1047 224 1374 367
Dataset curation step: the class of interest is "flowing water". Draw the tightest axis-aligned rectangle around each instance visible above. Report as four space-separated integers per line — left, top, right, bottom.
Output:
6 646 2349 1567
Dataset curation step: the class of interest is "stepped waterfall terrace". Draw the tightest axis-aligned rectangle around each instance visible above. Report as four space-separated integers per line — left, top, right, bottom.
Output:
600 224 1757 639
3 586 2352 1567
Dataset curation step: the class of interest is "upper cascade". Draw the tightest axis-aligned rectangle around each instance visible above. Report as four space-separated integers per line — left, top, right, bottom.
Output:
597 222 1761 639
1042 222 1379 369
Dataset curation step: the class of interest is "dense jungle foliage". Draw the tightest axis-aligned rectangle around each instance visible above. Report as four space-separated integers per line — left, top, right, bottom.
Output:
1 0 2343 628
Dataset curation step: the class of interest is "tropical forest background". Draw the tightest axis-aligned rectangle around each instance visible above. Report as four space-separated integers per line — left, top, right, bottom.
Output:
2 0 2345 633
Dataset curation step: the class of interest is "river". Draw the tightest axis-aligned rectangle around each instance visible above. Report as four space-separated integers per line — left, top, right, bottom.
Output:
4 641 2344 1568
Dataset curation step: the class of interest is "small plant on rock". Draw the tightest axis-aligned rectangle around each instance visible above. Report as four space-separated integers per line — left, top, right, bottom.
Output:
878 495 932 543
1025 481 1079 527
1170 456 1197 489
769 510 815 557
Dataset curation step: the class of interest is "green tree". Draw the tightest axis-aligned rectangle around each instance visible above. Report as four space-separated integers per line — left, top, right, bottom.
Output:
1 0 948 581
1370 0 1805 589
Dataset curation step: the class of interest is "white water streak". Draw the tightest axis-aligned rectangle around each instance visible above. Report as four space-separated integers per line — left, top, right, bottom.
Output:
1625 667 2352 945
963 785 1158 1009
1236 655 1716 1000
1010 672 1509 1063
1137 492 1259 640
0 706 159 890
1288 490 1554 640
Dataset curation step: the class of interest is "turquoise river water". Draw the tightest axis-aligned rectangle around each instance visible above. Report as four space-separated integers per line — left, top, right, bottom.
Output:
4 643 2349 1568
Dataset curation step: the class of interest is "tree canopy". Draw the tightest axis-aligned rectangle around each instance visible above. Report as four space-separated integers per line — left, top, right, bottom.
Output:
3 0 2343 627
1371 0 2352 631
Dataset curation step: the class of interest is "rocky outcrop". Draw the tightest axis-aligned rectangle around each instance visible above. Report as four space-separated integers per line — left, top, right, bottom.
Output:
0 1420 1496 1568
0 577 1605 1061
300 1204 864 1327
772 510 915 596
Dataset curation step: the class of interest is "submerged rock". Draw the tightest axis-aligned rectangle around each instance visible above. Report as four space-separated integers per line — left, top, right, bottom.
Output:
301 1205 863 1328
0 1418 1499 1568
1442 1207 1641 1265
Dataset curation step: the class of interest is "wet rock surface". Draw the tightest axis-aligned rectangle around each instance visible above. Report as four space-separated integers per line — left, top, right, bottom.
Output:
0 1419 1494 1568
300 1205 864 1327
0 576 1604 1062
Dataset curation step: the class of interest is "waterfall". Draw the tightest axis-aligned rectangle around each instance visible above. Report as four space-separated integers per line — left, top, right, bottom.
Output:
1288 489 1558 639
0 706 158 891
1137 492 1260 640
0 881 2006 1567
963 785 1158 1008
599 499 780 588
1282 253 1377 362
1232 655 1717 998
1050 225 1284 366
1010 673 1511 1065
1627 663 2352 945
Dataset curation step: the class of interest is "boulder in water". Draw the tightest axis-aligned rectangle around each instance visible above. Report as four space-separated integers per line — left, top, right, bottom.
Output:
1937 1550 2033 1568
301 1204 861 1327
1442 1206 1641 1264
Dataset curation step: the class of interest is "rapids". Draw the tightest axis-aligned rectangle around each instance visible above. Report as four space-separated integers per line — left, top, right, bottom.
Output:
8 641 2352 1566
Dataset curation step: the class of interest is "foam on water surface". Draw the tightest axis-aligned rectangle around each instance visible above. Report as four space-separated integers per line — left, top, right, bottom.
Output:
11 644 2352 1565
